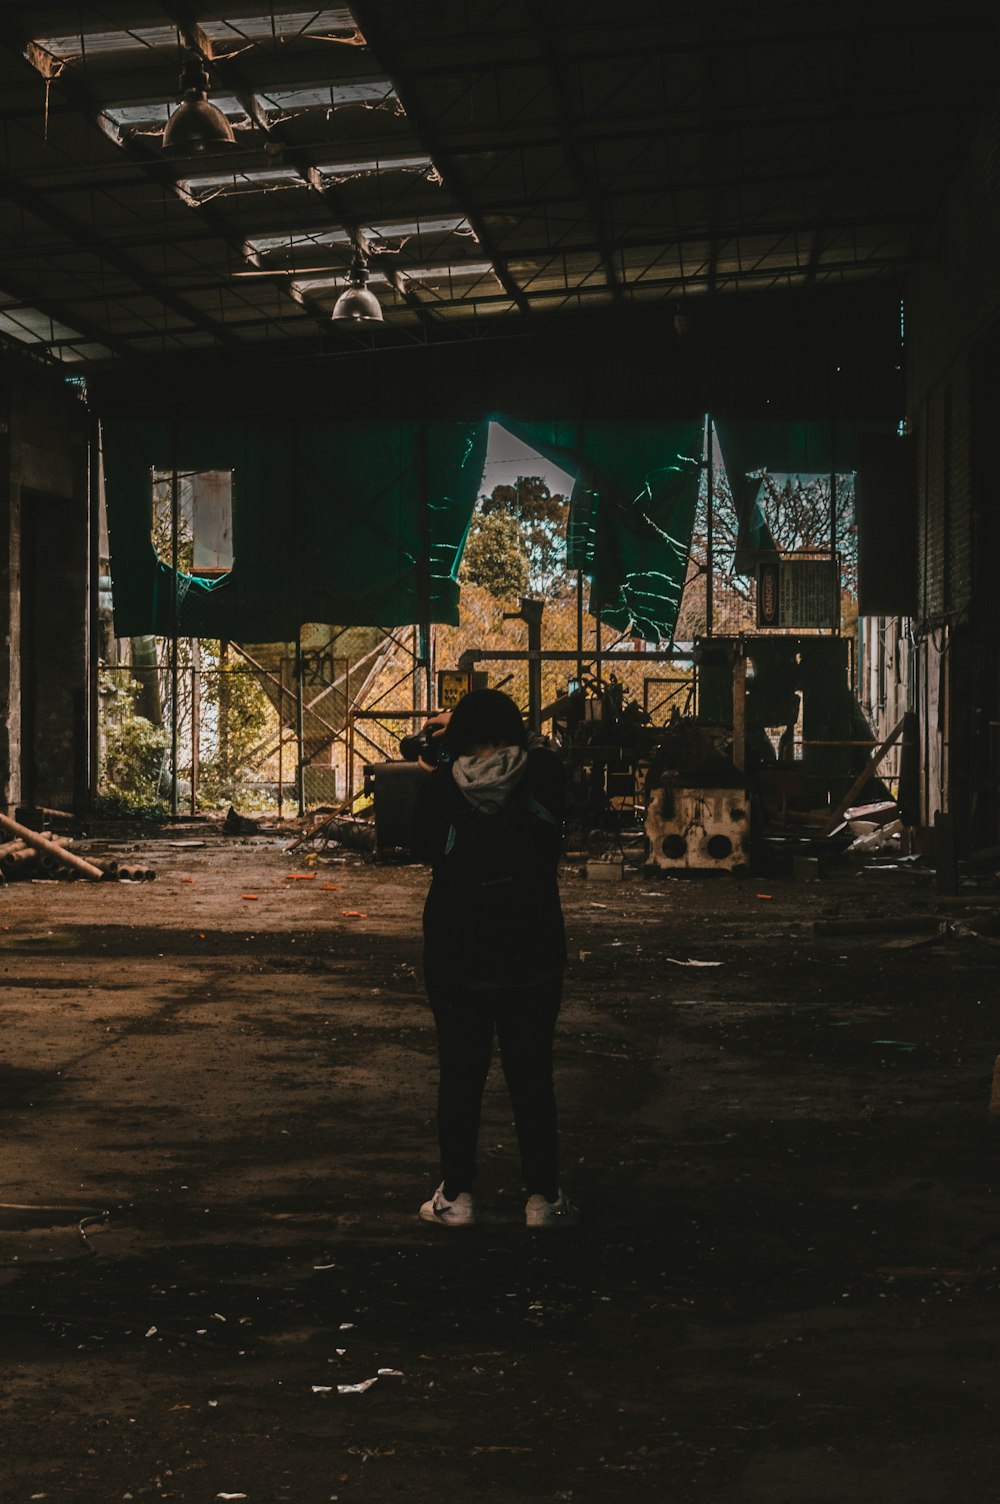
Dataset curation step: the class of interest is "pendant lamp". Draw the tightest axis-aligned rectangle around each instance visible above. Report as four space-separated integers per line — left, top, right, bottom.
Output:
331 252 384 323
163 58 237 154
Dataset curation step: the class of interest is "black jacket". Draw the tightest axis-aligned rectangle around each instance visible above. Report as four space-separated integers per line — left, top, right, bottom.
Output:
411 747 567 992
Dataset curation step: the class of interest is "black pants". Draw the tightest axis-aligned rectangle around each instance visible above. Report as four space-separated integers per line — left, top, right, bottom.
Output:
429 977 562 1202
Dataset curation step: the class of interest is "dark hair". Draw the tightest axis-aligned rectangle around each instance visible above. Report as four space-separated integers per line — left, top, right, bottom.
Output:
444 689 528 757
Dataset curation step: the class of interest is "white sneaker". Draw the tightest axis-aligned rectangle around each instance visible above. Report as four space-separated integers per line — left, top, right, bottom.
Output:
419 1184 476 1227
525 1190 581 1228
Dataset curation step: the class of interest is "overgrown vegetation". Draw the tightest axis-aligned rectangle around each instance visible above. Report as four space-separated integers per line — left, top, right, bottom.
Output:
97 674 170 815
98 646 277 814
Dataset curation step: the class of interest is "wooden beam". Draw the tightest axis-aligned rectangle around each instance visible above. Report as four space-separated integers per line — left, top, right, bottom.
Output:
822 715 906 836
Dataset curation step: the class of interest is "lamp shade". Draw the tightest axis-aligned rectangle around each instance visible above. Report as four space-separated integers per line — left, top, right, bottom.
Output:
331 260 383 323
163 95 237 153
331 284 384 322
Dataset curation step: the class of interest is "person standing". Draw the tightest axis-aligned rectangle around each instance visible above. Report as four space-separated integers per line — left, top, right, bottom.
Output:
410 689 579 1229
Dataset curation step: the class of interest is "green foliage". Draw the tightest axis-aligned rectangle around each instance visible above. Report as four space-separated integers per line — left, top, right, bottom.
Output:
98 674 169 813
150 472 195 573
98 645 278 814
460 511 530 601
479 476 572 596
197 650 273 807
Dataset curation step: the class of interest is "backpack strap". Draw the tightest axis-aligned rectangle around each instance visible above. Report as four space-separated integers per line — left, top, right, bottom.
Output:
441 774 556 859
525 794 558 828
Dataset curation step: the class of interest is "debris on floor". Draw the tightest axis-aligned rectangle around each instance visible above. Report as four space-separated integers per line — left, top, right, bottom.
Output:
223 807 261 836
287 816 376 854
0 812 104 882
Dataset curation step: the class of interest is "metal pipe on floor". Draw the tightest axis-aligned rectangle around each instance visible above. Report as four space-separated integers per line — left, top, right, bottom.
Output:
0 812 104 881
2 848 39 879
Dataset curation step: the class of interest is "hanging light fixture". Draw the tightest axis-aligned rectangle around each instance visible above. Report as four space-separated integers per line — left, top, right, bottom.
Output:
331 242 384 323
163 57 237 154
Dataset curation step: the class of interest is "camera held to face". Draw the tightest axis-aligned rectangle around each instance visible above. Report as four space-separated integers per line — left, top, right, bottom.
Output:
399 728 443 767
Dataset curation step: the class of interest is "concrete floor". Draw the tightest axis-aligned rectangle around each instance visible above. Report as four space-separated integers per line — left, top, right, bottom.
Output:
2 832 999 1503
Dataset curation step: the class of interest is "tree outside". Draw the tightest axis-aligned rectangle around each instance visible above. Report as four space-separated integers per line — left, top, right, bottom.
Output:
441 474 659 725
677 460 858 640
473 476 573 599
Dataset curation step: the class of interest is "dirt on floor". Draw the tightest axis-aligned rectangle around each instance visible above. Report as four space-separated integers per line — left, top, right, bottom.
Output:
1 824 999 1504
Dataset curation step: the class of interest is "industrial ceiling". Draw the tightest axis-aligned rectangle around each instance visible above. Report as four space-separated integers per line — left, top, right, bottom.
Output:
0 3 987 369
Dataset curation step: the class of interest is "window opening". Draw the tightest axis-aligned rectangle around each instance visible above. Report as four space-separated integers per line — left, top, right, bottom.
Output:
151 469 234 577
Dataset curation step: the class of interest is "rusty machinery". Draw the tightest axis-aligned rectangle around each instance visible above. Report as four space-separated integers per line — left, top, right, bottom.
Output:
399 616 885 872
642 717 751 874
563 633 883 873
547 670 750 872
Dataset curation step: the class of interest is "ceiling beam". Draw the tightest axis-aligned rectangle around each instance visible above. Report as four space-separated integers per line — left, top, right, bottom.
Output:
0 24 253 346
349 0 530 319
526 0 622 301
158 2 435 330
0 18 344 350
0 262 133 360
0 200 935 294
0 169 244 345
346 16 974 77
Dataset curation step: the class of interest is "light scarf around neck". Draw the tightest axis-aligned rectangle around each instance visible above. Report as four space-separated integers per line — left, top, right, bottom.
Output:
451 745 528 813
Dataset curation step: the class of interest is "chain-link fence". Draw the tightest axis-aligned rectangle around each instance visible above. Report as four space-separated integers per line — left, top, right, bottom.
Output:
98 641 433 816
98 659 292 814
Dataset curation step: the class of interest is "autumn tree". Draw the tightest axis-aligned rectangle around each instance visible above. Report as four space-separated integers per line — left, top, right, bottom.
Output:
479 476 572 597
460 511 530 600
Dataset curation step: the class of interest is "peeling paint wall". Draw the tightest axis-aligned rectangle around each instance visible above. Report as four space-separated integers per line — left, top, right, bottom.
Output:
858 615 912 796
904 101 1000 843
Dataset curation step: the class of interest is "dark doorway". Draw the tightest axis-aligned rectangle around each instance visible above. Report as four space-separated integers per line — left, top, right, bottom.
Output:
19 490 87 811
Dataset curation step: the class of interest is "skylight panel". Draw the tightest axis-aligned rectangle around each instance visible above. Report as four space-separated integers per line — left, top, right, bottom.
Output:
0 310 45 344
33 9 358 61
105 97 248 131
0 306 82 345
256 80 396 111
291 261 497 307
246 227 353 257
402 261 496 282
31 25 180 61
200 10 358 45
291 271 388 296
179 166 305 198
0 304 108 361
246 216 469 258
316 152 434 180
104 78 394 133
54 342 116 364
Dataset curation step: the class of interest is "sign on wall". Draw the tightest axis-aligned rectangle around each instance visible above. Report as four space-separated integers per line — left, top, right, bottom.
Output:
437 669 472 709
757 558 839 629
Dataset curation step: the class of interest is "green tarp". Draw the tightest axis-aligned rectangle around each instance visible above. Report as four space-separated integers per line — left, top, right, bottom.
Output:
106 413 704 645
104 418 489 639
713 418 898 571
104 413 894 646
495 417 703 642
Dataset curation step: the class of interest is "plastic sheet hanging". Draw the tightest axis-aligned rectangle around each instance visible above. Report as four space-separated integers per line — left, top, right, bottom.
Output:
103 417 489 638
